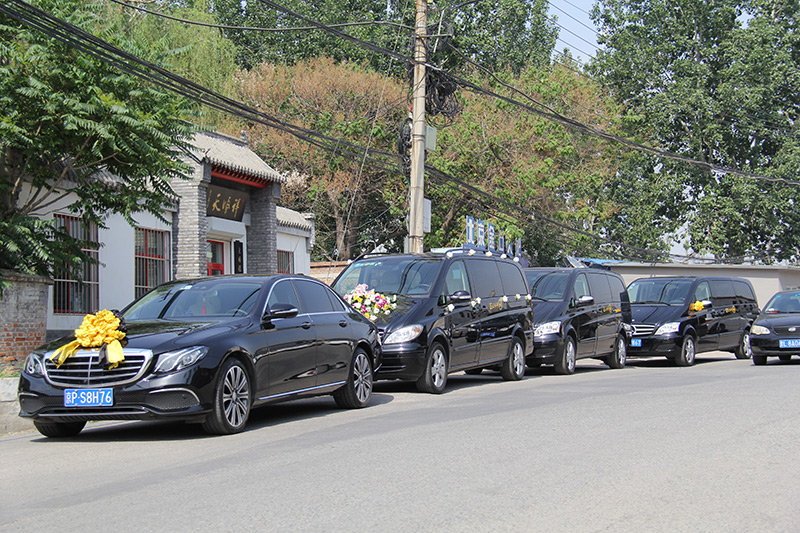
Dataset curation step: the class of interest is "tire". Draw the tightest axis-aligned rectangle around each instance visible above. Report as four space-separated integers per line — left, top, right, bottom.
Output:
555 336 576 375
33 420 86 438
333 348 373 409
416 341 448 394
734 330 752 359
606 335 627 369
202 358 251 435
676 335 696 367
464 368 483 375
501 336 526 381
753 354 767 366
779 354 792 362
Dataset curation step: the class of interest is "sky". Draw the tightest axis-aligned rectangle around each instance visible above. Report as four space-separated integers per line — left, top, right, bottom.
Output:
547 0 601 66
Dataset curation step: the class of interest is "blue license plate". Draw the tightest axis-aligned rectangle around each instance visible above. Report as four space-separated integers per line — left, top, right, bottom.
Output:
779 339 800 349
64 389 113 407
631 338 642 347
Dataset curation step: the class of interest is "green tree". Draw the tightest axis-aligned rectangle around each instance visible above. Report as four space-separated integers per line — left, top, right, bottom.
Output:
590 0 800 262
0 0 196 281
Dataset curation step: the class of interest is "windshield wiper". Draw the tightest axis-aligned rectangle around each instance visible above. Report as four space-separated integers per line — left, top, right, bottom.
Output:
632 300 666 304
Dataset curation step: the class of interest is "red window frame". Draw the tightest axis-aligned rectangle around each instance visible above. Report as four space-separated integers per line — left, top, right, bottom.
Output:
277 250 294 274
207 240 225 276
135 228 170 298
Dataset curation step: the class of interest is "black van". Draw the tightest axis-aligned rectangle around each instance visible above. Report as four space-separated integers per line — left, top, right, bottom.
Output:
524 268 631 374
626 276 759 366
331 250 534 393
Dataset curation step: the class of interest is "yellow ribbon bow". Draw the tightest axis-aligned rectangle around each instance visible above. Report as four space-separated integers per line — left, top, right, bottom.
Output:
51 310 127 369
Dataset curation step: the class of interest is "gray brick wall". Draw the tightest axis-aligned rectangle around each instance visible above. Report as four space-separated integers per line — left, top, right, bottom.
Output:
247 182 281 274
173 161 210 280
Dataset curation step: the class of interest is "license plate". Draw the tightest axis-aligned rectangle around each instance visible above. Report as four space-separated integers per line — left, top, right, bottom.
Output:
64 389 113 407
779 339 800 349
631 338 642 347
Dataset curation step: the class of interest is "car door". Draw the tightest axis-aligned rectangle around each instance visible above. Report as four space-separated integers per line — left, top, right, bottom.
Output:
571 272 598 357
255 279 318 398
466 258 513 365
587 272 616 355
711 279 741 350
441 260 481 370
692 280 718 352
292 278 354 388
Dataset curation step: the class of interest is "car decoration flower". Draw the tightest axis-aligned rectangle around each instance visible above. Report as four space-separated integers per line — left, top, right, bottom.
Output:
689 300 705 312
51 309 127 369
343 284 397 321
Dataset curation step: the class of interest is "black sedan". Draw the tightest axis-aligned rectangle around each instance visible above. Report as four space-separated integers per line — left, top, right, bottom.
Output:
18 275 381 437
750 289 800 365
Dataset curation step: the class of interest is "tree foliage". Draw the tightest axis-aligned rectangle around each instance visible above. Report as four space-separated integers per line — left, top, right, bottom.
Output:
590 0 800 262
0 0 197 279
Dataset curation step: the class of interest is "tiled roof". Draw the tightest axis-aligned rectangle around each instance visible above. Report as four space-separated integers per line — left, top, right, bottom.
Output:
277 206 313 232
192 131 285 183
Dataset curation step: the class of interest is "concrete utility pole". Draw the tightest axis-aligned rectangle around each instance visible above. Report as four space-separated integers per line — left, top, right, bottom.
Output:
408 0 427 254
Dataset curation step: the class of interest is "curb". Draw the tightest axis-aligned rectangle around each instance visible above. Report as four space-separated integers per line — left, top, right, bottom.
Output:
0 378 33 435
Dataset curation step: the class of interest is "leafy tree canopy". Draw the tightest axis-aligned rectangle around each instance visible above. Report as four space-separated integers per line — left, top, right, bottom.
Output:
0 0 197 280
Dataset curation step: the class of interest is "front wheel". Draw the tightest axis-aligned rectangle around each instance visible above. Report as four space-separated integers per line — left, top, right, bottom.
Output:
753 354 767 366
675 335 696 367
734 330 752 359
501 337 526 381
202 358 251 435
606 335 627 369
33 420 86 438
333 348 373 408
416 342 448 394
779 354 792 362
555 336 576 375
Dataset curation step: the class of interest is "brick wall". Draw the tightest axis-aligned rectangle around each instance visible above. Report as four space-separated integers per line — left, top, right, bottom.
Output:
309 261 350 285
0 271 53 358
247 182 280 274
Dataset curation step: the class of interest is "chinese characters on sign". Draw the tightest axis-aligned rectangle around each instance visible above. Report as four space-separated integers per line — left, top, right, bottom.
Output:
206 185 247 222
464 216 521 257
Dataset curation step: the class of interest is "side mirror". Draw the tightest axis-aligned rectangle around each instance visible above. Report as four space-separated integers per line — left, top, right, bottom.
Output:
701 299 712 309
448 290 472 304
263 303 299 321
575 295 594 307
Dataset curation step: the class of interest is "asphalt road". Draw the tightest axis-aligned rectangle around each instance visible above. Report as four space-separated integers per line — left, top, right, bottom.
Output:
2 352 800 532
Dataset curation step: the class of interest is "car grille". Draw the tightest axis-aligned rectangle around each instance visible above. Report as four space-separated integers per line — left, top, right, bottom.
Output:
773 327 800 336
632 324 656 336
43 348 154 388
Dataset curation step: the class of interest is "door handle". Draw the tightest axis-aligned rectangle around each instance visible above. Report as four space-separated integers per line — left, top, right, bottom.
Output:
301 321 312 329
339 320 348 328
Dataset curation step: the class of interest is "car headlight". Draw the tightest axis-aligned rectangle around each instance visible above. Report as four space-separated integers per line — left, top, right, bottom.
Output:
154 346 209 373
383 324 423 344
751 324 770 336
655 322 680 336
535 321 561 337
23 352 44 377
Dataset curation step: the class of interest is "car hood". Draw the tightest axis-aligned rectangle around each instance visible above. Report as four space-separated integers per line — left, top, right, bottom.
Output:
631 304 686 325
755 313 800 328
531 300 566 325
40 318 247 355
369 294 427 328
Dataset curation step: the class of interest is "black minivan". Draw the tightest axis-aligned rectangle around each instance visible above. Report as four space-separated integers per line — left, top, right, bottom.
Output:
331 250 534 393
524 268 631 374
626 276 759 366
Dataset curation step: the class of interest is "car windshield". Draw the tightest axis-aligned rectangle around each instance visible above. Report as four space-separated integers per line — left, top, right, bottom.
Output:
123 280 262 320
627 278 693 305
526 271 571 301
764 293 800 314
332 257 442 297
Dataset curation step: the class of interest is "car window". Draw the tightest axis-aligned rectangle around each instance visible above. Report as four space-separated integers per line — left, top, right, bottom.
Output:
527 271 571 301
588 272 613 303
466 259 504 298
608 276 626 303
733 280 755 301
694 281 711 301
573 273 590 300
267 280 300 312
627 278 694 304
710 279 735 299
497 261 528 295
442 260 471 295
293 279 335 314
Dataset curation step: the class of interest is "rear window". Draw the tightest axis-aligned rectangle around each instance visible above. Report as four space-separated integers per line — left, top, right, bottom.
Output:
710 279 735 298
608 276 626 303
733 280 755 301
497 261 528 295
